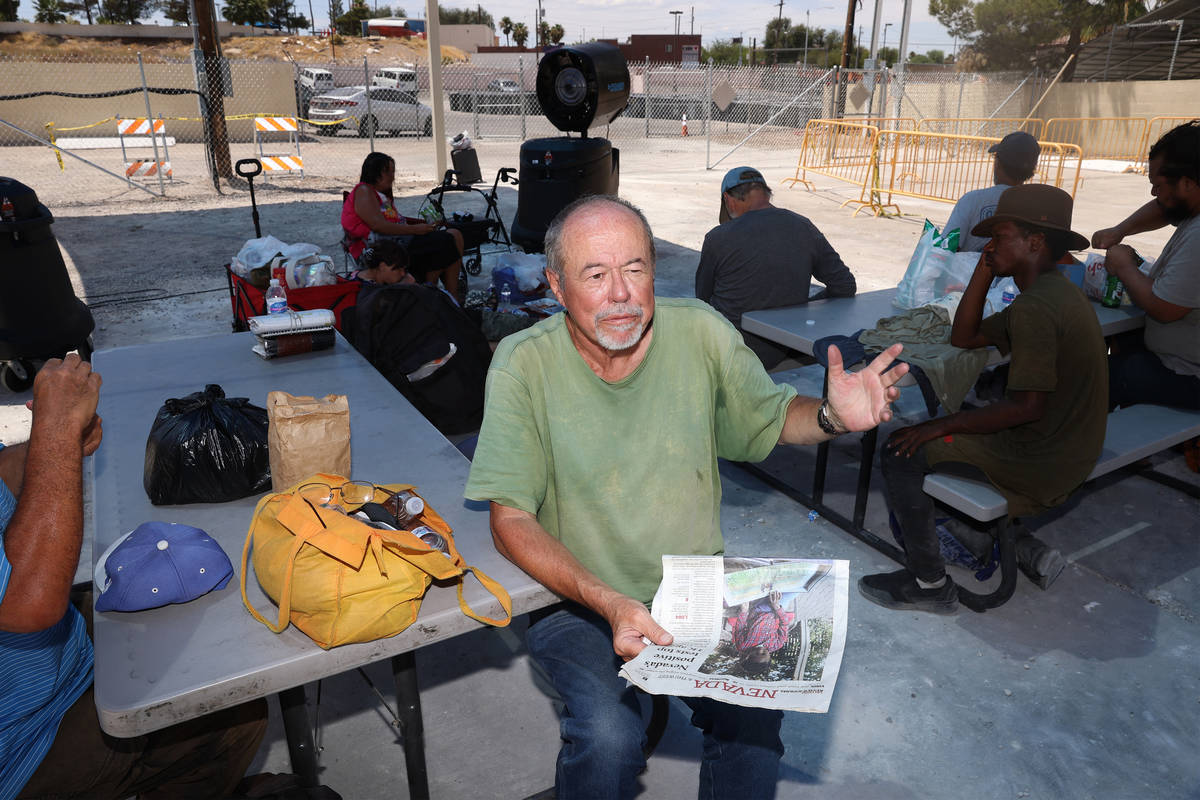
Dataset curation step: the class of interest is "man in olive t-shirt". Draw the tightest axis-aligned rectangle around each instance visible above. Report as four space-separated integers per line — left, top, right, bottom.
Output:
860 185 1108 615
465 195 908 799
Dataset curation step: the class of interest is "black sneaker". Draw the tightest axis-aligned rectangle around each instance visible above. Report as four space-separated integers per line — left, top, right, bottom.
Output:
1016 537 1066 591
858 569 958 614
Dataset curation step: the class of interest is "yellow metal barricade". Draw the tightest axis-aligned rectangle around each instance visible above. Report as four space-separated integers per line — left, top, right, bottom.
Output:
784 119 884 214
1042 117 1148 161
864 131 1082 217
1139 116 1196 170
916 117 1044 140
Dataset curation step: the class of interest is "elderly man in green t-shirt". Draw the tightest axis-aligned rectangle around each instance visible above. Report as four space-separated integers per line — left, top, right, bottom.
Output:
465 195 906 799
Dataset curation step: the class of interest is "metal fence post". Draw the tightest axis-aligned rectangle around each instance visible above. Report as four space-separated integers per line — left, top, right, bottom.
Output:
518 56 526 139
705 58 712 167
137 52 167 196
645 57 651 138
956 71 966 119
472 71 480 138
364 56 374 151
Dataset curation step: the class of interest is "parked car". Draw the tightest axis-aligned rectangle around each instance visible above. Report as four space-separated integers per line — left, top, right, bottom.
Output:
487 79 521 93
372 67 418 92
307 86 433 137
298 67 334 93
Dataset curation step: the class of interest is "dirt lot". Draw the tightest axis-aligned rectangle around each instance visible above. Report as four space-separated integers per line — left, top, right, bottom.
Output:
0 31 466 64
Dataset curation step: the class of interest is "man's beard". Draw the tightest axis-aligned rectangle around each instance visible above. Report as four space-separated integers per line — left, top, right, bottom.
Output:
1158 197 1191 224
593 303 647 351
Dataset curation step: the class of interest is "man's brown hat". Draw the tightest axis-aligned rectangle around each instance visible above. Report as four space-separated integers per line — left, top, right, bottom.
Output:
971 184 1090 250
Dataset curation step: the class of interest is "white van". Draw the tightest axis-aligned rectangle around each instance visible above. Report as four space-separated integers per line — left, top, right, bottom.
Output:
371 67 418 92
298 67 334 93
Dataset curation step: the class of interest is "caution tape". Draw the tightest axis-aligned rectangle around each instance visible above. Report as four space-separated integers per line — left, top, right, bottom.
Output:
44 122 64 171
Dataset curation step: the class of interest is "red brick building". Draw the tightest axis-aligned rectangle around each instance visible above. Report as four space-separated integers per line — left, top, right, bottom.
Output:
597 34 703 64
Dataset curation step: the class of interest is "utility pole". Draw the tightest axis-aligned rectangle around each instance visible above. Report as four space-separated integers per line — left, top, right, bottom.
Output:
690 6 694 34
190 0 232 180
835 0 856 117
803 9 809 68
774 0 784 63
670 9 682 63
535 0 543 49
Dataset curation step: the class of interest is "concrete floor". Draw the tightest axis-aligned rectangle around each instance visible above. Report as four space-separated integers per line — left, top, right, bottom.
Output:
2 137 1197 798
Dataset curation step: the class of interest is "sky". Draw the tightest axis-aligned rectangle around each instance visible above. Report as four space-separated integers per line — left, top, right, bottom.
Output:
15 0 960 55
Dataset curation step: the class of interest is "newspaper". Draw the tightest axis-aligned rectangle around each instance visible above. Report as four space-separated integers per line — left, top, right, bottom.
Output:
618 556 849 713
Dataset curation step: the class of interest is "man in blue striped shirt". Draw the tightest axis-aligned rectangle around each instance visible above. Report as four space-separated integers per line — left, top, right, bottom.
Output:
2 355 266 800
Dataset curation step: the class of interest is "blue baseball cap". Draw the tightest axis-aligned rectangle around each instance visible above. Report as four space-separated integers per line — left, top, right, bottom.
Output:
94 522 234 612
719 166 767 223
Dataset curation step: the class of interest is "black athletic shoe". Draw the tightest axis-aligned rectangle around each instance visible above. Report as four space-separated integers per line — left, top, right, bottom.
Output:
1016 538 1067 591
858 569 959 614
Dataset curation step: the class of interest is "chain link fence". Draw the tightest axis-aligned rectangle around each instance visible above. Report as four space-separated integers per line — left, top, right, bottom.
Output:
0 49 1043 207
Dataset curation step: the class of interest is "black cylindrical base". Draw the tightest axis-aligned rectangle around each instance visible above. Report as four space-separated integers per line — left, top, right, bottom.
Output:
510 137 620 253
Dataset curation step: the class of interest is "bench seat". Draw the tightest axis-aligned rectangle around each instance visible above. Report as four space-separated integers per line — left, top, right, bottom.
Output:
918 404 1200 611
924 404 1200 524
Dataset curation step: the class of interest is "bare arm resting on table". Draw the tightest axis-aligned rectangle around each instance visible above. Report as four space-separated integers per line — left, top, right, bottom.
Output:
777 342 908 446
0 355 103 634
489 503 673 661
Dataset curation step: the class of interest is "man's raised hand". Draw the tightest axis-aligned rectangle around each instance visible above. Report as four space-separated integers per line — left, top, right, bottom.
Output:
825 343 908 433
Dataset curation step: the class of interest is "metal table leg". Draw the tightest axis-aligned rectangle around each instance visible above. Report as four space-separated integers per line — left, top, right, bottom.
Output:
277 686 319 788
392 651 430 800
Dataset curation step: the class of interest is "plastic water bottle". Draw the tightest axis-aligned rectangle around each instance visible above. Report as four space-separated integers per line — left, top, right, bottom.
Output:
1000 280 1018 306
498 284 513 313
265 278 289 315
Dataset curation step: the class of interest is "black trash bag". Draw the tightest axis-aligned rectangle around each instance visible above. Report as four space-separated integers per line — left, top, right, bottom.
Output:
144 384 271 505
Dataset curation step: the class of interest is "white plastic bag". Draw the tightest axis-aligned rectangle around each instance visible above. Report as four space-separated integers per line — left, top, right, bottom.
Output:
233 235 288 273
895 222 976 310
450 131 473 151
494 252 549 293
1081 252 1108 301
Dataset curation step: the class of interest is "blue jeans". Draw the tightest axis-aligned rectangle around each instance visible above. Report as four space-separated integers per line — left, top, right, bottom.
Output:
526 603 784 800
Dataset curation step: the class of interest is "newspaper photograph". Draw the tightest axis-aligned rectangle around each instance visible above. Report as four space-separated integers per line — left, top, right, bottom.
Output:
619 556 850 713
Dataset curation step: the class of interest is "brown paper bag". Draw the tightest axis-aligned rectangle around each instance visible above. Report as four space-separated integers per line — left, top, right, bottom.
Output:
267 392 351 491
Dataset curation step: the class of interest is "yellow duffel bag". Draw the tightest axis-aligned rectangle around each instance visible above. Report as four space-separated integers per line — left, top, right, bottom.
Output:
241 473 511 649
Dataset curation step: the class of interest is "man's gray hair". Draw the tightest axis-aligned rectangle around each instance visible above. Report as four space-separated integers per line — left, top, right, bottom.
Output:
543 195 657 281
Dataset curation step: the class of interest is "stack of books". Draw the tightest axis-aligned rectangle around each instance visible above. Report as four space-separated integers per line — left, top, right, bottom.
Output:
247 310 337 359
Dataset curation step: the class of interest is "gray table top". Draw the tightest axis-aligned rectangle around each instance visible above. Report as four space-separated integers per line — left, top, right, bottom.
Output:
89 333 555 738
741 287 1146 356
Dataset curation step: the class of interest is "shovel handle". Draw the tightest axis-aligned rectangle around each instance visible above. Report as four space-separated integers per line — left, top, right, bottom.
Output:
236 158 263 179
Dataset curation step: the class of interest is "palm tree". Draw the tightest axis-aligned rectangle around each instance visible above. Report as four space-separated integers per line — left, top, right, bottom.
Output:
512 21 528 48
549 23 564 44
500 15 513 46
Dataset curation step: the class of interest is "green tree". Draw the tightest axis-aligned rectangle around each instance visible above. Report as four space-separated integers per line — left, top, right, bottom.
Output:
499 14 512 45
0 0 18 21
328 0 345 31
511 20 527 47
701 38 743 65
537 20 549 46
98 0 154 22
439 4 493 26
336 0 371 34
222 0 267 24
60 0 96 22
266 0 292 28
288 11 308 29
159 0 188 23
930 0 1147 75
35 0 68 22
548 22 563 44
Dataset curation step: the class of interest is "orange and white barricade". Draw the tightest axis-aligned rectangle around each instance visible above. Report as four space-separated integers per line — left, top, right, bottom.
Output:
254 116 304 177
116 117 172 183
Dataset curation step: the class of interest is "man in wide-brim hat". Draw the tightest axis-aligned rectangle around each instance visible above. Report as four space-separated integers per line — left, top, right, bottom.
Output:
860 184 1108 614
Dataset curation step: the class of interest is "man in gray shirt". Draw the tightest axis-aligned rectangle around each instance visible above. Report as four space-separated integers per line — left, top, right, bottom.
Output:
944 131 1040 252
696 166 856 369
1093 119 1200 411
